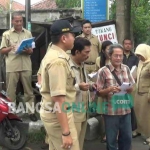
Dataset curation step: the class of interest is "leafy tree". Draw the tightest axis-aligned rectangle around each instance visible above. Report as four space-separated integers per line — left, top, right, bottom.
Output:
55 0 81 8
109 0 116 20
110 0 150 46
131 0 150 46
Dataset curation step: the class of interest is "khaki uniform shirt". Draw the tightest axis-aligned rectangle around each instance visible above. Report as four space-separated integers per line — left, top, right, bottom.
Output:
40 45 76 110
0 27 32 72
37 43 52 76
69 58 89 122
137 62 150 94
78 33 101 63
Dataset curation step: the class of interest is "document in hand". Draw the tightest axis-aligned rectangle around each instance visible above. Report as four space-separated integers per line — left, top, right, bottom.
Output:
130 65 137 79
114 82 133 95
16 37 35 54
88 72 97 82
88 72 97 79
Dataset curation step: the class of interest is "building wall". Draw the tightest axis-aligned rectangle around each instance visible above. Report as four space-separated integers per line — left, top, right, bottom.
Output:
0 8 82 29
0 13 8 29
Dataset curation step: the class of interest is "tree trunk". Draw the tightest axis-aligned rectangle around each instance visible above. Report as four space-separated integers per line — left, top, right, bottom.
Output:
116 0 131 44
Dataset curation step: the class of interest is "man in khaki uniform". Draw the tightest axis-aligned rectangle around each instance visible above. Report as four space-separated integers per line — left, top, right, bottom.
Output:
70 37 96 150
37 48 53 149
40 20 80 150
78 20 101 74
0 12 37 121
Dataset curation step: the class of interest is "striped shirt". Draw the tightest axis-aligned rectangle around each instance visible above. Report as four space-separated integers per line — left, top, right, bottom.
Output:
96 63 135 115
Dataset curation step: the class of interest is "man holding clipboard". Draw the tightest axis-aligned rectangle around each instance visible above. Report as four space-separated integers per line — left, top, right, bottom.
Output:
0 12 37 122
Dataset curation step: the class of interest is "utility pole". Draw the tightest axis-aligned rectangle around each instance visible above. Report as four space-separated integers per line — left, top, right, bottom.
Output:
9 0 13 29
116 0 131 43
25 0 31 31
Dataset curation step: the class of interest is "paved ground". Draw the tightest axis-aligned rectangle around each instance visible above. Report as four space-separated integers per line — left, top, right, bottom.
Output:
20 136 150 150
1 132 150 150
0 114 149 150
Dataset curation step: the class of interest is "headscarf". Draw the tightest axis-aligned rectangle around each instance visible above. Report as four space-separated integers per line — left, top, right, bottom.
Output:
135 44 150 88
135 44 150 63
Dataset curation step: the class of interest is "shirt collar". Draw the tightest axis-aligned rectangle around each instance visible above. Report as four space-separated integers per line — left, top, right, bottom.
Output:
124 51 134 56
108 63 124 72
51 44 70 61
81 33 95 39
11 27 25 32
69 57 84 69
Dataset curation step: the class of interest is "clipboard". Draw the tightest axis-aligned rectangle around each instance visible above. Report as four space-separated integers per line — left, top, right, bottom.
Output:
16 37 35 54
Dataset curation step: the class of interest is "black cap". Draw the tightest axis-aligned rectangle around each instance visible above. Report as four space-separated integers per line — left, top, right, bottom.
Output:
50 20 80 35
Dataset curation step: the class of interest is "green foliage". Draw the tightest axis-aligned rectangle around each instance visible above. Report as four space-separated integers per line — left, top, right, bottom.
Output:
109 0 116 20
109 0 150 46
55 0 81 8
27 128 45 142
132 0 150 46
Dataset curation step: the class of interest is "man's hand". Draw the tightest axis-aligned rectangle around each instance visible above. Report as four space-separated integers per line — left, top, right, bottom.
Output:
23 47 33 54
92 83 97 91
126 87 133 93
79 82 89 91
109 86 121 93
61 135 73 149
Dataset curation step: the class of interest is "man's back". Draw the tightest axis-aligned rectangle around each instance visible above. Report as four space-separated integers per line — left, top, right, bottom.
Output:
40 44 76 109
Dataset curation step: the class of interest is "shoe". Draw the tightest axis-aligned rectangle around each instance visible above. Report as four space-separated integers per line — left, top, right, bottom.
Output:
41 143 49 149
132 132 141 138
29 114 38 122
143 140 149 145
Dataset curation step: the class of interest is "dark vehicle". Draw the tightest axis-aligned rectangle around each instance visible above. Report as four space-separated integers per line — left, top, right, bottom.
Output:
0 87 28 150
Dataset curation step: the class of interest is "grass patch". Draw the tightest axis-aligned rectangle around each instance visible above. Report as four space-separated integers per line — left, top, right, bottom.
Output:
27 128 45 143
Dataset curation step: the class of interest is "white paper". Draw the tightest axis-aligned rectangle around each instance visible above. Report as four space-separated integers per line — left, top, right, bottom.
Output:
36 82 41 89
114 82 132 95
88 72 97 78
130 65 137 79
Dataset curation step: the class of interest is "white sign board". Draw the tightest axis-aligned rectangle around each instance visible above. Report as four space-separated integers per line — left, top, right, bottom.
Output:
91 24 118 44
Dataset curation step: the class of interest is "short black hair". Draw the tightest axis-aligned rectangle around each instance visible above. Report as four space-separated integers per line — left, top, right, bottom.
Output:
12 12 22 20
81 20 92 27
123 38 132 44
71 37 91 55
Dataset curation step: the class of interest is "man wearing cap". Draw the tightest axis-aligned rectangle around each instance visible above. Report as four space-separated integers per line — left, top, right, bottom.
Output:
78 20 101 74
40 20 80 150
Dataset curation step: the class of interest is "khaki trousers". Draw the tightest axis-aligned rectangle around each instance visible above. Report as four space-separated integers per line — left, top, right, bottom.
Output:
6 71 35 114
45 132 49 144
75 121 87 150
40 109 80 150
45 131 55 150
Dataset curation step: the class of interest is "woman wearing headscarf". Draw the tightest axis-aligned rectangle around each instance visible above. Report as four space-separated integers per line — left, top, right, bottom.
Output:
134 44 150 144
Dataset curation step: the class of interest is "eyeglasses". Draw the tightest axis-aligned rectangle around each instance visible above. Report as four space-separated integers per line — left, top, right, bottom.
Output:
112 54 123 58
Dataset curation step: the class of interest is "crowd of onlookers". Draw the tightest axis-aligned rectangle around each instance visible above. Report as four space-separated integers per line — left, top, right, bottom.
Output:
1 11 150 150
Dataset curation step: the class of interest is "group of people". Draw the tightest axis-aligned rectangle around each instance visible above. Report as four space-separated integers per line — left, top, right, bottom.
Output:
1 11 150 150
